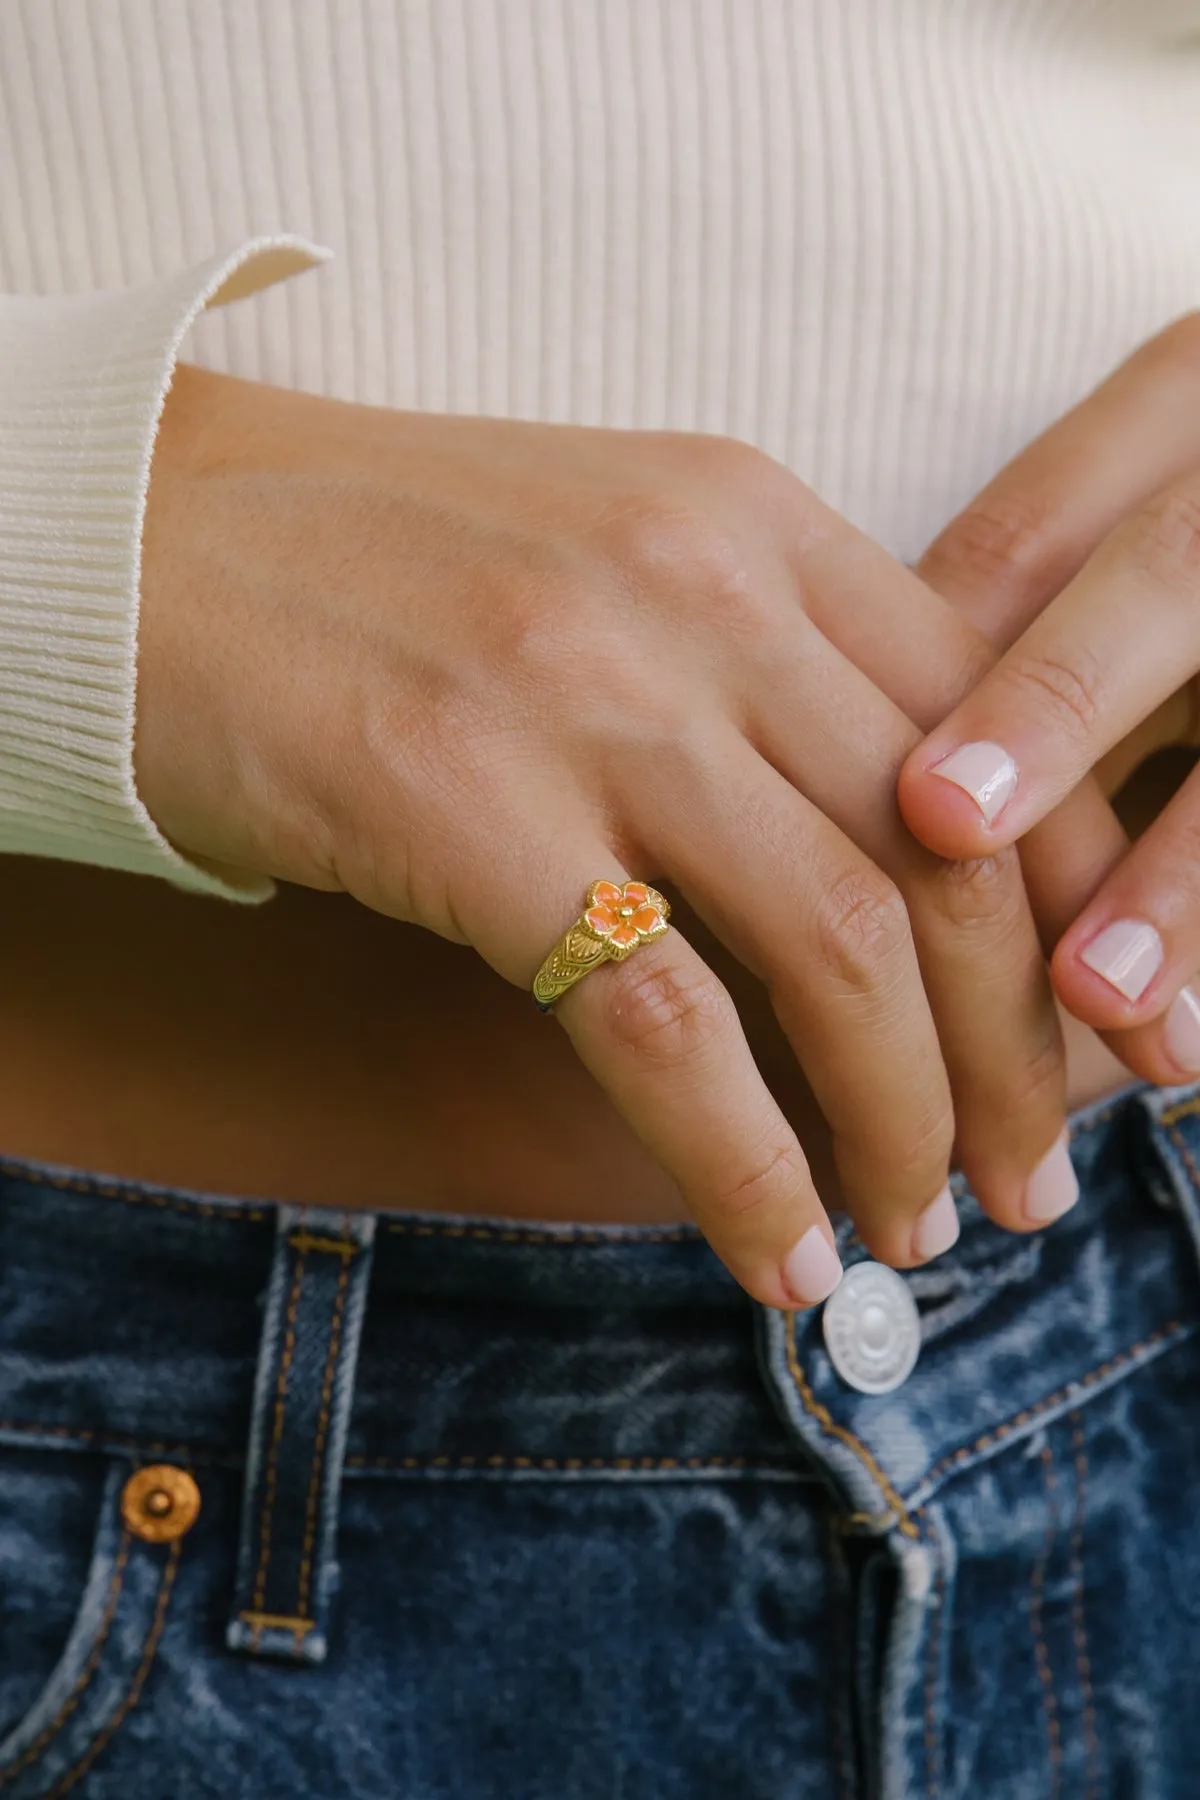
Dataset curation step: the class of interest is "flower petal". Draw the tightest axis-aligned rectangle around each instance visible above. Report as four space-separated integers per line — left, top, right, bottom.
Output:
622 882 650 907
631 906 665 935
609 924 640 949
591 881 623 908
585 906 617 936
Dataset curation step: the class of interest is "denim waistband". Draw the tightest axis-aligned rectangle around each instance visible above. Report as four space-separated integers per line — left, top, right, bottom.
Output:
0 1140 790 1479
3 1078 1200 1498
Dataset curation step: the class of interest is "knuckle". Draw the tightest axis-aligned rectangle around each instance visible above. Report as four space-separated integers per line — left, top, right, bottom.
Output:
625 710 720 794
1005 643 1106 741
923 489 1059 597
601 491 778 650
477 565 671 736
890 1099 957 1188
813 869 913 993
680 437 839 564
1124 488 1200 593
600 491 740 589
1013 1030 1067 1116
986 1027 1066 1128
453 551 593 704
491 572 597 688
926 846 1022 932
716 1137 807 1222
600 951 733 1067
843 1093 955 1218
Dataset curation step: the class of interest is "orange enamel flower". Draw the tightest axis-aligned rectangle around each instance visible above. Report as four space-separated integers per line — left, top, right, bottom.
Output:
584 880 669 956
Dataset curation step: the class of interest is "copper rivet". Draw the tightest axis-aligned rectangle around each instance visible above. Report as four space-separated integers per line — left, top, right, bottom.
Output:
120 1465 201 1544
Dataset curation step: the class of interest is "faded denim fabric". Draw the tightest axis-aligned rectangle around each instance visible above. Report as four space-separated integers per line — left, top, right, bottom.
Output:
2 1078 1200 1798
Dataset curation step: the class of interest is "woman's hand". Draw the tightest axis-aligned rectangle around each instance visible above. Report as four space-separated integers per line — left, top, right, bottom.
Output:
900 313 1200 1085
136 364 1075 1308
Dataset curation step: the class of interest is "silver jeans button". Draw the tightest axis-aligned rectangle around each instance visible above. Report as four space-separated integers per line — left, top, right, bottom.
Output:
821 1260 920 1394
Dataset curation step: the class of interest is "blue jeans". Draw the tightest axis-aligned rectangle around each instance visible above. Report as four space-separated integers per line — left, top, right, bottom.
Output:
2 1079 1200 1799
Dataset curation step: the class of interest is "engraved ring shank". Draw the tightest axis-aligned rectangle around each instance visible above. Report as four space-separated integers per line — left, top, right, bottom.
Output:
531 881 672 1012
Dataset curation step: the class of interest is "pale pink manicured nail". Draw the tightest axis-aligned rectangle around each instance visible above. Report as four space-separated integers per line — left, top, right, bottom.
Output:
928 741 1018 825
1079 919 1164 1003
782 1226 843 1307
912 1184 960 1262
1023 1132 1079 1225
1164 987 1200 1074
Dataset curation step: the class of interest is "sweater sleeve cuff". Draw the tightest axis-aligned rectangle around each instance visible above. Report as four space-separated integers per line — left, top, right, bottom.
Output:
0 235 334 902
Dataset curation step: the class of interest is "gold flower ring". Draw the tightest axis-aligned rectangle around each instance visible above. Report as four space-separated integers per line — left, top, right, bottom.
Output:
532 880 672 1012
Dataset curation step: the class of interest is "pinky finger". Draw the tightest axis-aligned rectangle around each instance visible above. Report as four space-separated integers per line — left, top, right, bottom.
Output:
1052 760 1200 1084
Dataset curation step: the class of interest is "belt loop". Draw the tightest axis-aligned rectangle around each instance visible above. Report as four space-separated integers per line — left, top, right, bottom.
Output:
226 1204 375 1664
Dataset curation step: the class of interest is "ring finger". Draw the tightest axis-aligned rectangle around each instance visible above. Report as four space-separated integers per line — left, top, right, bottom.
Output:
467 814 845 1311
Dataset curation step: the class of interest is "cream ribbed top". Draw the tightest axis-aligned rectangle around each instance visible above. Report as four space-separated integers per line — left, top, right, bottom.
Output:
1 0 1199 898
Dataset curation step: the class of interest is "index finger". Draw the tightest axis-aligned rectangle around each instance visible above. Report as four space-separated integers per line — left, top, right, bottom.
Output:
897 477 1200 859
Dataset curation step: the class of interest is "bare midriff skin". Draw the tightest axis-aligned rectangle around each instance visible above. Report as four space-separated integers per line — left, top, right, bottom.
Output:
0 855 1130 1223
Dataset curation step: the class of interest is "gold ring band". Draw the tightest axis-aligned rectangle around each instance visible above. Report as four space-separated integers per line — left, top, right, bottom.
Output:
532 879 672 1012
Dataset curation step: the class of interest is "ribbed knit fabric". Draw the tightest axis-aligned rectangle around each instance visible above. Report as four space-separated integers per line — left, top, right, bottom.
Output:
0 0 1199 895
0 236 328 898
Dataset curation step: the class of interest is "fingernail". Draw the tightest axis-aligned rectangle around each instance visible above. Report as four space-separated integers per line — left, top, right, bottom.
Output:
912 1184 960 1262
1164 986 1200 1075
781 1226 844 1307
928 741 1018 825
1023 1132 1079 1225
1079 919 1164 1002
